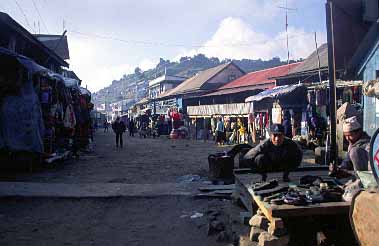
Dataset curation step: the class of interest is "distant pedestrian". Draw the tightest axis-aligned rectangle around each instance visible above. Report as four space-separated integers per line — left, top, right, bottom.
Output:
129 118 135 137
112 117 126 148
215 117 225 145
282 111 293 139
104 120 109 133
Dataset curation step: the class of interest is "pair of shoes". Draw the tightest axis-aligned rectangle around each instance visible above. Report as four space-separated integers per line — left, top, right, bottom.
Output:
263 192 283 202
252 179 279 192
270 198 285 205
283 192 308 206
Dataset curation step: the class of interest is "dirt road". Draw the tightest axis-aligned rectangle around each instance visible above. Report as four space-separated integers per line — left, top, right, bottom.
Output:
0 131 233 246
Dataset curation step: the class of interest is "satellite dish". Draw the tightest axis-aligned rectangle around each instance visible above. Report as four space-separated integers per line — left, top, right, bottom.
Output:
369 128 379 186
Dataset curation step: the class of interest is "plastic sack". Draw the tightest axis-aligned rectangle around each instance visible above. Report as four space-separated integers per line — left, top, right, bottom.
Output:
356 171 378 189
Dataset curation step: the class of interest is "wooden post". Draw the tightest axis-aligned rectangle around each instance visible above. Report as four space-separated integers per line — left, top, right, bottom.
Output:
326 0 338 170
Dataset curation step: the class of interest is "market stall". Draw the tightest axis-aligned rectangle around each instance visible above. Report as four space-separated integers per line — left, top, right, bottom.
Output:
0 47 93 167
245 84 308 142
235 170 354 245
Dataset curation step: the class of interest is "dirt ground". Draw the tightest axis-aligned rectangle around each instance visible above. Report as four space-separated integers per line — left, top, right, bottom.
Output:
0 131 225 184
0 197 231 246
0 131 237 246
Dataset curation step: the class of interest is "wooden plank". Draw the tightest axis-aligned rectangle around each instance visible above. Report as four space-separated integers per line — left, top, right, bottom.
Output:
233 168 252 174
214 190 234 194
198 184 235 191
194 192 231 199
235 176 254 212
253 193 350 219
252 194 275 223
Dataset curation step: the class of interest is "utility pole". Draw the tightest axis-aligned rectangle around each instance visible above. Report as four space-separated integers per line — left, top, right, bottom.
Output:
278 0 297 65
314 32 322 83
326 0 338 171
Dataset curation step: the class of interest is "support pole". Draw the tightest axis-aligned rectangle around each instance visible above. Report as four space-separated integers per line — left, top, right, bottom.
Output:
326 0 338 170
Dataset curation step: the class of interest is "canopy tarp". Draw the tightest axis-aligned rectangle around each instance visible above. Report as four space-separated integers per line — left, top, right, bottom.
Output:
79 87 91 96
246 84 307 112
48 72 80 89
0 47 48 74
245 84 306 103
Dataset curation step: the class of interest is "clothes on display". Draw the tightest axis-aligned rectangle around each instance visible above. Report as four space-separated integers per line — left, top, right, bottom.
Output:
0 47 93 163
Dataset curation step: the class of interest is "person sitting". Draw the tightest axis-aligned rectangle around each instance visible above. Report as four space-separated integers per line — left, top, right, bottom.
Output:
331 116 371 176
242 124 303 181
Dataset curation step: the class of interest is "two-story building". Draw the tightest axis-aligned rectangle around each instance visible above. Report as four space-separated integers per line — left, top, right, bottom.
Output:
156 62 246 114
148 74 187 114
0 12 69 72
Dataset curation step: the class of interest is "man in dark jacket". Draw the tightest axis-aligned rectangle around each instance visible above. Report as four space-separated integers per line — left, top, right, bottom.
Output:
112 117 126 148
128 118 135 137
243 124 303 181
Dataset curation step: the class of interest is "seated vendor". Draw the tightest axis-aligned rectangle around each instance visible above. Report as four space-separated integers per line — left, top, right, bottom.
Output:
242 123 303 181
331 116 371 176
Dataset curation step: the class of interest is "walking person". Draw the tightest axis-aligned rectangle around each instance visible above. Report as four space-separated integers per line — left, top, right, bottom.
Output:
128 118 135 137
104 120 109 133
112 117 126 148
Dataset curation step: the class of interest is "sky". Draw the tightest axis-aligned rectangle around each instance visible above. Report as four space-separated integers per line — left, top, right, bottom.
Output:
0 0 327 92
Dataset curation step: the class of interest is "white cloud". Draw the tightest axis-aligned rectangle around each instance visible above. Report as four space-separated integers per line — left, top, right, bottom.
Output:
138 58 158 71
176 17 326 62
68 36 147 92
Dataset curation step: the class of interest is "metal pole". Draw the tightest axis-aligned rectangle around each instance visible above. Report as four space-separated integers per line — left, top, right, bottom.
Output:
314 32 323 83
326 0 338 170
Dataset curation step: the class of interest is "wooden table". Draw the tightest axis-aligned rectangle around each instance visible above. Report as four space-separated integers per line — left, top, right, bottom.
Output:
234 169 351 242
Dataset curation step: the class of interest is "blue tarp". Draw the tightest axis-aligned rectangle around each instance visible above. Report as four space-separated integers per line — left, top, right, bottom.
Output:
0 79 44 153
0 47 45 153
0 47 48 74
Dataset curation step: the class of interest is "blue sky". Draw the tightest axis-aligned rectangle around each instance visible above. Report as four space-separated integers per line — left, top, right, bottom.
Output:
0 0 326 92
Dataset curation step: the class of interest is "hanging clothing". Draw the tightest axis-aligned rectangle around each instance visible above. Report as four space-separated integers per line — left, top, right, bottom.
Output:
64 104 76 129
307 91 316 105
315 89 326 106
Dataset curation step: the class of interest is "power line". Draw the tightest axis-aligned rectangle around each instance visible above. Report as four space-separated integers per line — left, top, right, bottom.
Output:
13 0 34 32
31 0 49 34
69 29 314 48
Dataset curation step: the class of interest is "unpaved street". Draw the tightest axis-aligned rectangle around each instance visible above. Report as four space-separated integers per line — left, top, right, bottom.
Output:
0 131 221 184
0 132 233 246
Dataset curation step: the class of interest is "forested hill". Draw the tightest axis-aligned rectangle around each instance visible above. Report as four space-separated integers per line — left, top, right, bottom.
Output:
92 54 301 106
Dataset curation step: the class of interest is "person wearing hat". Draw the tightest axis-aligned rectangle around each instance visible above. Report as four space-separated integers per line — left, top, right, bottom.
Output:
334 116 371 174
242 123 303 181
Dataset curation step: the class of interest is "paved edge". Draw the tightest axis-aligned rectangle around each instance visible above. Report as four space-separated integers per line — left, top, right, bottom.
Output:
0 182 203 198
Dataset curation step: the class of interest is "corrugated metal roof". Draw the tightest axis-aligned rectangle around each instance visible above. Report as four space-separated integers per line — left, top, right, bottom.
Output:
202 84 272 97
34 34 70 60
287 43 328 75
218 62 302 89
157 62 240 99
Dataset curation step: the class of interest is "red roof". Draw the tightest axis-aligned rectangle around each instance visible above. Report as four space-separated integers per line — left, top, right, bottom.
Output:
218 62 302 90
